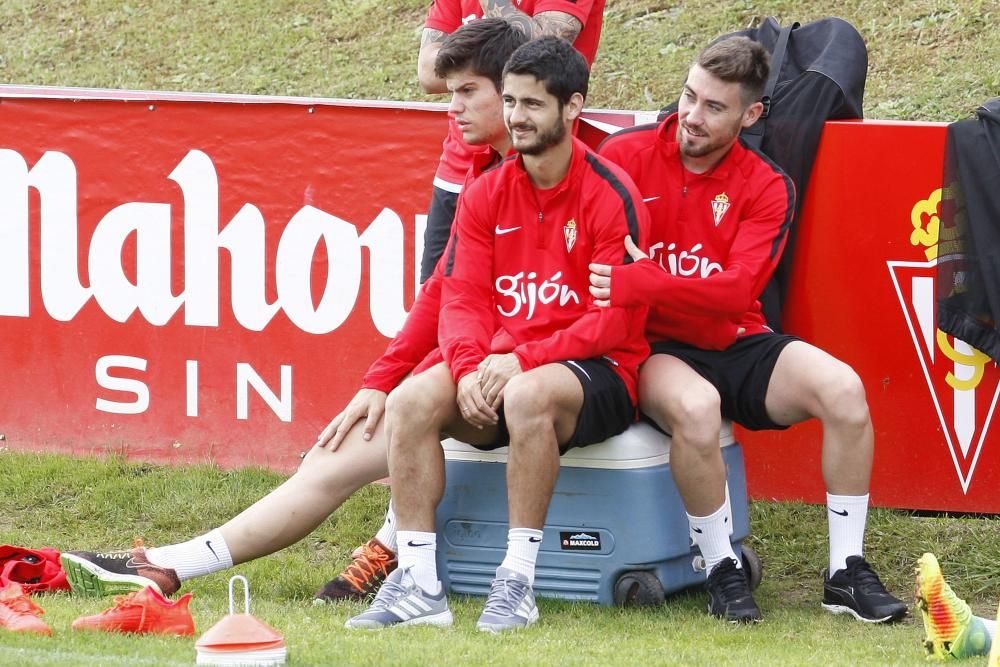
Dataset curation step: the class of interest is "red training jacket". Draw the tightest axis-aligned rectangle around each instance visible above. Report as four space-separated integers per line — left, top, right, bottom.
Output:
439 137 650 404
599 113 795 351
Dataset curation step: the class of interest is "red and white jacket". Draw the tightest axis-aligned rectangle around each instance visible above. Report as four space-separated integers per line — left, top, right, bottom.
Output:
439 137 650 404
425 0 605 189
361 149 505 392
599 113 795 351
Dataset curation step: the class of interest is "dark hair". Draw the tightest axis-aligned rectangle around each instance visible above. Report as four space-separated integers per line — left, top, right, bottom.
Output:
695 36 770 106
502 36 589 106
434 18 528 92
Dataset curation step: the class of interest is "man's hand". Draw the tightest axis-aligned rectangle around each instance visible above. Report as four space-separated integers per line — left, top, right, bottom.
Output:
589 236 649 307
457 372 497 428
477 353 522 409
315 388 388 451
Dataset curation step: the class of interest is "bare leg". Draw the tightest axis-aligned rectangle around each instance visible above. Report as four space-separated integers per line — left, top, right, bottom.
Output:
503 364 584 529
639 354 726 516
219 421 390 564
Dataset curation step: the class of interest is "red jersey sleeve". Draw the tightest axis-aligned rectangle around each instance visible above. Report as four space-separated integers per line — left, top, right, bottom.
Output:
424 0 466 33
611 173 794 319
438 182 496 382
532 0 593 26
361 237 455 392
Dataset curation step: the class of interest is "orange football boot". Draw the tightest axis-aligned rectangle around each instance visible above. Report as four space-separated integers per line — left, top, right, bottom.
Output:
0 582 52 635
72 585 194 635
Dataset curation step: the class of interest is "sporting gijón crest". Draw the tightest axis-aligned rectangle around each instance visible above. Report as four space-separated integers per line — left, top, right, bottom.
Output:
887 188 1000 493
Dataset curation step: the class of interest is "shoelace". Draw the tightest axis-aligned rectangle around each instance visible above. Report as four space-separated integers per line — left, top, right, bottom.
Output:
482 577 528 616
846 558 889 594
366 573 413 612
711 561 751 600
342 544 394 591
1 595 44 616
101 592 143 615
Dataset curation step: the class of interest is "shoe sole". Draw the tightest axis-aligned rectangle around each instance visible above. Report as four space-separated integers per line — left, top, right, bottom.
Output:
344 609 454 630
821 602 903 624
477 607 540 633
60 554 162 597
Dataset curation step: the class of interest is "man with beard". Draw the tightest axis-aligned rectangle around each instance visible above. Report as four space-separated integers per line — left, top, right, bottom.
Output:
590 36 907 624
346 37 649 633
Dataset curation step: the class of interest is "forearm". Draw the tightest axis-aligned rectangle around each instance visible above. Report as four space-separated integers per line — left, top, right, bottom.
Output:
417 28 448 93
478 2 582 41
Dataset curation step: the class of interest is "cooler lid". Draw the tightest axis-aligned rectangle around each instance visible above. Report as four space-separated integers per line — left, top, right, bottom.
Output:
442 420 735 469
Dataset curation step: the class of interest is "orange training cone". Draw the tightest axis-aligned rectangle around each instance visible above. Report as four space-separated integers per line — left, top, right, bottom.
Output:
195 575 286 666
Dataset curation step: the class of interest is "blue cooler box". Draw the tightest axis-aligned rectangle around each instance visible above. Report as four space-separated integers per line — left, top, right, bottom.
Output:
434 421 754 606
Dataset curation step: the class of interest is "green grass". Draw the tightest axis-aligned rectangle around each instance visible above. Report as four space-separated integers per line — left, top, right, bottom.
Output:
2 1 999 664
1 1 997 120
2 450 999 665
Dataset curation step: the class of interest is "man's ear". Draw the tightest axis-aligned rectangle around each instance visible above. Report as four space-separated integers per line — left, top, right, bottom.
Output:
565 91 585 122
741 100 764 128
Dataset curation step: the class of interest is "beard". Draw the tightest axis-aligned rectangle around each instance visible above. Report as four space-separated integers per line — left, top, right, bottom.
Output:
677 119 741 158
509 117 567 156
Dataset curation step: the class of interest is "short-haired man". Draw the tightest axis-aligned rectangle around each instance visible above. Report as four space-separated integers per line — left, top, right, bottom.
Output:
58 19 528 606
592 36 907 623
347 36 650 632
416 0 606 282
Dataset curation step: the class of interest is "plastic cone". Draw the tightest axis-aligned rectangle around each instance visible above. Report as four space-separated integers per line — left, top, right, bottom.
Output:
195 575 286 666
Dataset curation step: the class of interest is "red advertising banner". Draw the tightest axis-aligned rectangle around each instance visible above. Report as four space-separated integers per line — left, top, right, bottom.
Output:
739 120 1000 513
1 88 995 511
0 87 646 473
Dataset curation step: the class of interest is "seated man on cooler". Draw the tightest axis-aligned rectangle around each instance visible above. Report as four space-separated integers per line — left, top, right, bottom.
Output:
57 19 528 606
591 36 907 623
345 36 650 633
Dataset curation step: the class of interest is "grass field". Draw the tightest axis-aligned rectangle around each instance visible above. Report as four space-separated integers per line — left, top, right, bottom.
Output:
2 451 999 666
1 1 999 665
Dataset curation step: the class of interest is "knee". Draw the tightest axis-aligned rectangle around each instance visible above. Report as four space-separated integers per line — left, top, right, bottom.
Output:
655 387 721 446
502 373 550 425
818 367 870 430
384 378 441 440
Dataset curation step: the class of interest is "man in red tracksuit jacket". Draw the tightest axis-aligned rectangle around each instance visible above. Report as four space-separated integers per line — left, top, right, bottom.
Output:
416 0 606 282
591 36 907 624
347 37 649 633
57 18 529 610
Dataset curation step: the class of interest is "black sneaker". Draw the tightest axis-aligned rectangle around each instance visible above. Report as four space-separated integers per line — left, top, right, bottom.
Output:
706 558 761 623
822 555 907 623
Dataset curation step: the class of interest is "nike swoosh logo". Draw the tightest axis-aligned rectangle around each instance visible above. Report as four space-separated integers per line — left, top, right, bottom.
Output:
407 540 432 547
124 558 145 569
206 540 219 561
692 527 703 533
528 537 542 543
495 225 522 235
829 508 849 517
643 196 660 203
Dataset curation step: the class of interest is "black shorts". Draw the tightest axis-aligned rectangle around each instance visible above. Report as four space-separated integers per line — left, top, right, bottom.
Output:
648 333 800 431
420 186 459 283
475 358 635 454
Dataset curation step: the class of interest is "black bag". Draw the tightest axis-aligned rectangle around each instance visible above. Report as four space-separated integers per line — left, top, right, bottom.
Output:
936 97 1000 362
658 16 868 329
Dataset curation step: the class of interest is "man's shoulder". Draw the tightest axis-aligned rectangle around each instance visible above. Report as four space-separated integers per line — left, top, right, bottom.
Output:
731 140 796 204
597 122 659 158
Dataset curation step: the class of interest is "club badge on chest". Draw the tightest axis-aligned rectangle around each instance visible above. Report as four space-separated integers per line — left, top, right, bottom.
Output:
564 219 577 253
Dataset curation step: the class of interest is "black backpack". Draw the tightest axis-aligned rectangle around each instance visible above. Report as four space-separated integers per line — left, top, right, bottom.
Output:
658 16 868 329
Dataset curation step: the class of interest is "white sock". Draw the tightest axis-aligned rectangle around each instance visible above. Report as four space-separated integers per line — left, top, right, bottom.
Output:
498 528 543 584
374 502 398 552
145 529 233 582
827 492 869 574
396 530 439 594
688 502 739 576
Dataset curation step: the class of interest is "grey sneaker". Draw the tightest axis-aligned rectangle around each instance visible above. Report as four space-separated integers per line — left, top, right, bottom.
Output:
476 567 539 633
344 567 452 629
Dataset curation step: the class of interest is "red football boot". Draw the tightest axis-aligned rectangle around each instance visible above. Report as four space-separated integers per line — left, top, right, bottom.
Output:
0 582 52 635
72 586 194 635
